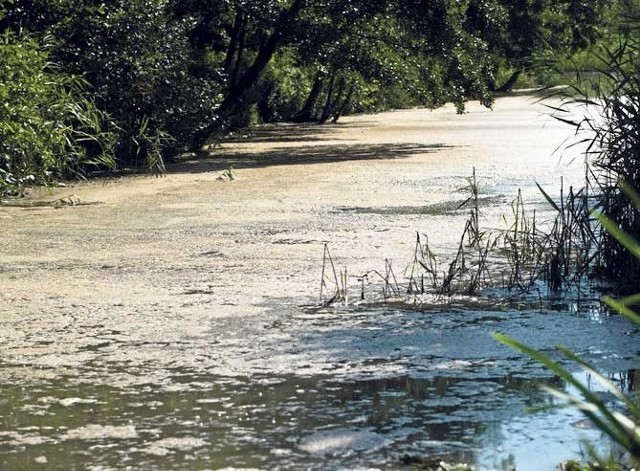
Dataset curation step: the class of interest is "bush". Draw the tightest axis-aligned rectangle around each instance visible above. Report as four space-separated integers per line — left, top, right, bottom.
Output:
546 37 640 293
0 32 115 196
49 0 224 167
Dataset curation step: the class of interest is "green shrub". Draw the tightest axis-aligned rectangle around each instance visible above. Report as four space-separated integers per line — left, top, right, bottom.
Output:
46 0 224 166
0 32 115 195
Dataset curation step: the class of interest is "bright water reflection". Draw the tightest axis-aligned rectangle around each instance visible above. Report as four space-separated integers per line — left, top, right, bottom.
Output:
0 302 637 470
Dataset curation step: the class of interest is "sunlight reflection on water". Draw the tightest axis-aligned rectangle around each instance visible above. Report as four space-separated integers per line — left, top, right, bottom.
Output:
0 301 636 470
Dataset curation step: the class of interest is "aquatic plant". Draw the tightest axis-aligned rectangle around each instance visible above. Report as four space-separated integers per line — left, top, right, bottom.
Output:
493 35 640 468
319 243 348 305
493 196 640 467
318 168 602 307
318 38 638 306
544 36 640 293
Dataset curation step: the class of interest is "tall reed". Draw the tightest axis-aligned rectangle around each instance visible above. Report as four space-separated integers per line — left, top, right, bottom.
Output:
546 37 640 293
494 190 640 469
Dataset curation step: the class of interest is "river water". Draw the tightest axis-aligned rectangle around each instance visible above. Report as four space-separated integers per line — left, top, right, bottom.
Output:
0 96 638 470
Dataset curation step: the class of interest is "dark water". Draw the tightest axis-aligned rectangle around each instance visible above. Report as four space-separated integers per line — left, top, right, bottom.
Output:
1 301 637 470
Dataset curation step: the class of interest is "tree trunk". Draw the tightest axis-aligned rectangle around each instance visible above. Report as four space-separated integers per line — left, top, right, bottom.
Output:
319 71 338 124
326 76 346 121
331 83 354 123
495 68 523 93
230 21 246 88
294 71 324 122
219 0 306 118
190 0 307 150
224 8 245 75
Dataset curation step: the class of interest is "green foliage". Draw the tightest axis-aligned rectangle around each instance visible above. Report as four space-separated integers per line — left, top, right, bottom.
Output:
50 0 224 165
494 330 640 466
256 48 314 123
0 32 115 195
493 187 640 465
544 37 640 293
470 0 616 91
0 0 617 179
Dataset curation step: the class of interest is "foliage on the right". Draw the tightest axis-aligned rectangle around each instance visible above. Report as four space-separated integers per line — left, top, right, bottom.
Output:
494 191 640 469
495 27 640 469
543 7 639 293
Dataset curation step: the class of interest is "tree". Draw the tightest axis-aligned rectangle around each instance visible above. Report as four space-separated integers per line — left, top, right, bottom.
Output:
0 0 615 171
3 0 225 167
463 0 613 91
187 0 499 136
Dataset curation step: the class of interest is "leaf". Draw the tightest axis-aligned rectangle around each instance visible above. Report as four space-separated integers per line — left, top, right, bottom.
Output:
594 211 640 260
535 182 560 212
551 114 581 128
456 196 472 210
557 345 640 419
602 296 640 325
493 333 638 453
619 181 640 212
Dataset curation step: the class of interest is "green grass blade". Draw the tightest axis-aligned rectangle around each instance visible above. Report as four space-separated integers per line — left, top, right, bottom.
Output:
541 386 635 452
619 181 640 211
616 293 640 308
595 211 640 259
602 296 640 325
535 182 560 212
493 333 634 444
493 333 576 383
556 346 640 419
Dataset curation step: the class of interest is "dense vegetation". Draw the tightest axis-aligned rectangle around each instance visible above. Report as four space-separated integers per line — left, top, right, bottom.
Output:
0 0 624 190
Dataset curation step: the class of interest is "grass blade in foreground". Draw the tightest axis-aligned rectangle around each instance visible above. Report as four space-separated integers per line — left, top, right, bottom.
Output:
492 333 640 459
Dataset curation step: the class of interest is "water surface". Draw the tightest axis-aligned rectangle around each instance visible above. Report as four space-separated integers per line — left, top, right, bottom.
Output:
1 97 636 470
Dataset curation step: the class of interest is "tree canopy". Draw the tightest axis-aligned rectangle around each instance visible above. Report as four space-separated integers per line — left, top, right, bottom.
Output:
0 0 623 190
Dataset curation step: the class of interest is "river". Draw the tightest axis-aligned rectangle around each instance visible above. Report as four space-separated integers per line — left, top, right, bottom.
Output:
0 95 637 470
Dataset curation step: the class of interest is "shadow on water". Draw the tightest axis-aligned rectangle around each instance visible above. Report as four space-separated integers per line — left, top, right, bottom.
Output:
1 367 636 470
169 142 452 174
0 371 562 471
222 120 383 145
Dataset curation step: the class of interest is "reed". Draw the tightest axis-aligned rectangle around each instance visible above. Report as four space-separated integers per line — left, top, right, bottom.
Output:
495 38 640 470
318 170 603 306
544 37 640 294
494 199 640 469
319 243 348 306
318 37 639 304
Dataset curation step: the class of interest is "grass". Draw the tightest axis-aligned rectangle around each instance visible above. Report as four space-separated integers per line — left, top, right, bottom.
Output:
493 199 640 468
319 166 603 306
